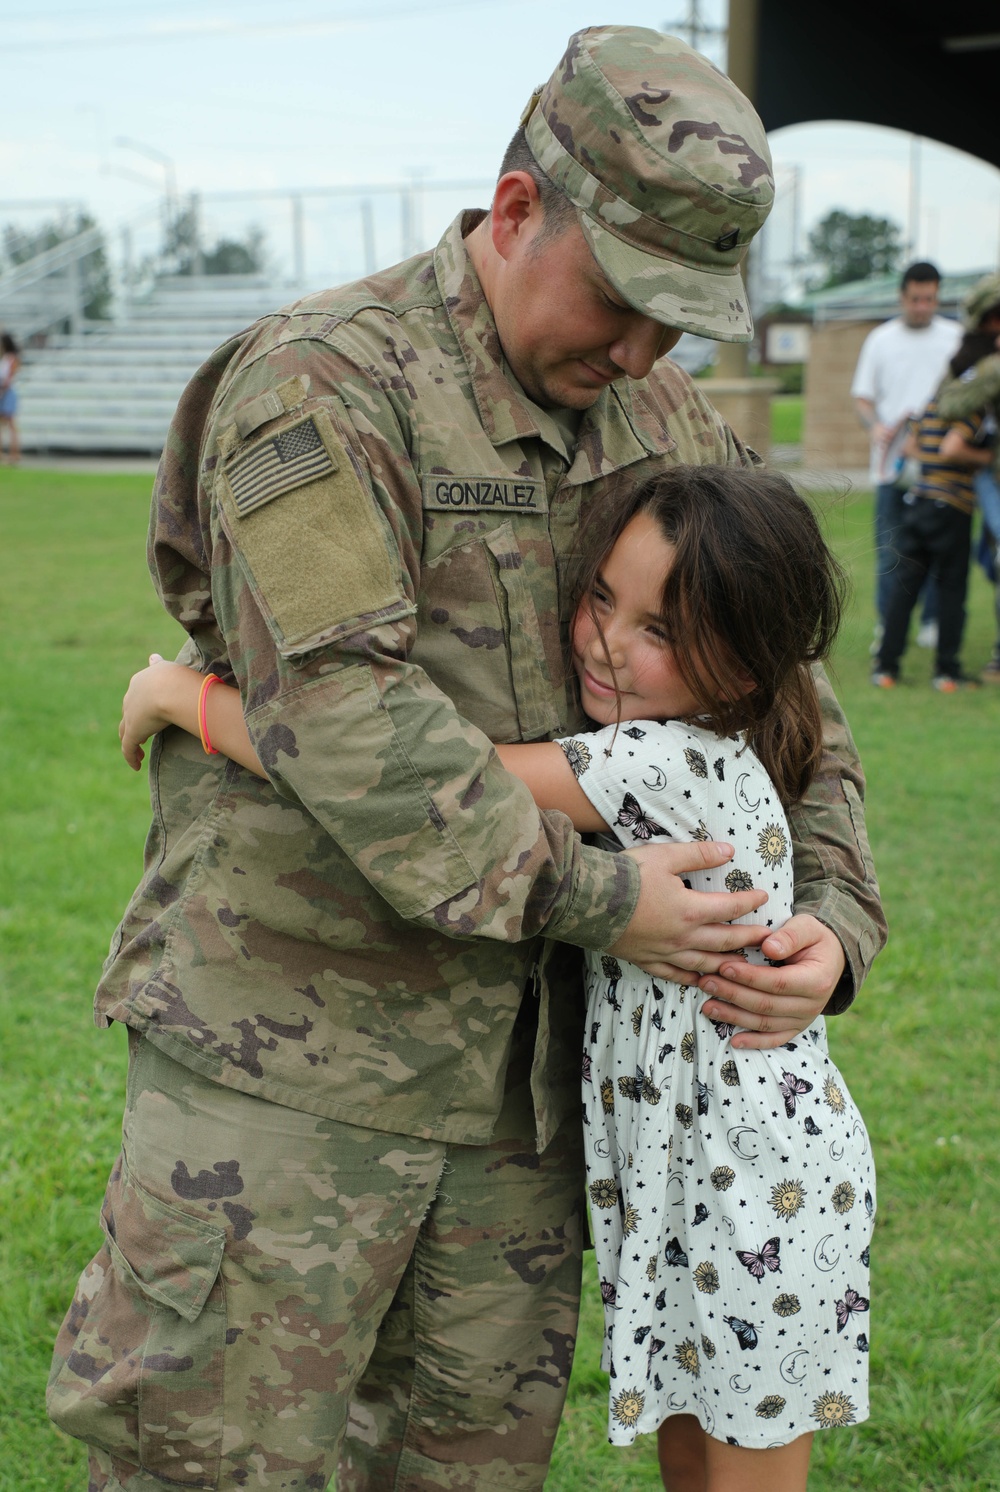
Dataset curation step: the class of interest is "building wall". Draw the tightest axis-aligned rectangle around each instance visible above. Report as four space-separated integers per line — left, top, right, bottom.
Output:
803 320 877 471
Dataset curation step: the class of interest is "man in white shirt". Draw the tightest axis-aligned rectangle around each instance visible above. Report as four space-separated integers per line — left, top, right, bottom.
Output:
852 262 961 645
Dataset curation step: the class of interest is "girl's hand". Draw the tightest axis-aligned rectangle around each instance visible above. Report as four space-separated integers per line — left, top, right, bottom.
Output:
120 654 187 770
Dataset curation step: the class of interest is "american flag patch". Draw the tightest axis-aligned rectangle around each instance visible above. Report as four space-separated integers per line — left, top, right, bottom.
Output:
227 416 335 516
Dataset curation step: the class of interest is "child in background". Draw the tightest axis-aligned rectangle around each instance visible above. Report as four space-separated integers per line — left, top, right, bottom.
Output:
0 332 21 464
120 465 876 1492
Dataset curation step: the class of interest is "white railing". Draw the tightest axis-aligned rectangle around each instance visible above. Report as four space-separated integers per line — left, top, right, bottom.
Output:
0 225 106 340
0 179 497 346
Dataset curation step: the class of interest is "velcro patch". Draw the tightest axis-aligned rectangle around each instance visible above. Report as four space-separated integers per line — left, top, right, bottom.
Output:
228 416 335 517
217 403 407 655
422 475 546 514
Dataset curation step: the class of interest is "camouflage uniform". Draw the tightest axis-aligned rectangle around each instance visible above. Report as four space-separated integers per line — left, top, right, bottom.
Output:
937 272 1000 482
937 273 1000 671
49 27 885 1492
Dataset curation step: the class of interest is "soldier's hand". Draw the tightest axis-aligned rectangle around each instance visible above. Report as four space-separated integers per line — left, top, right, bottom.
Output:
120 654 181 770
697 914 846 1050
607 841 768 982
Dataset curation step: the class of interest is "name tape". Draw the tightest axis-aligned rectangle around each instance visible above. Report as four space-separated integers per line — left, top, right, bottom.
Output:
422 475 547 514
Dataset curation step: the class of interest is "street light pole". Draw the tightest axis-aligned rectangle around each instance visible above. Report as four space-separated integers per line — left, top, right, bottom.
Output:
114 137 178 210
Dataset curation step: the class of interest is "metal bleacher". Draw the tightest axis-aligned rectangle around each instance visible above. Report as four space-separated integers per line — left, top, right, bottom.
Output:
15 275 308 455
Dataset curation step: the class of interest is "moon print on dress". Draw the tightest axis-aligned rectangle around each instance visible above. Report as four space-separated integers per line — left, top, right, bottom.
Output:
566 720 875 1449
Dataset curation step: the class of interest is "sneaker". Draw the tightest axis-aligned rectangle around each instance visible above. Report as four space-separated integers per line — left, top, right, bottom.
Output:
916 621 939 649
932 674 981 692
980 658 1000 684
869 623 884 658
871 671 897 689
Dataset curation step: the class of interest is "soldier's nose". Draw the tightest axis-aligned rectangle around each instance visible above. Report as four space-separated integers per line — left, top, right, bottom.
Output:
608 319 669 381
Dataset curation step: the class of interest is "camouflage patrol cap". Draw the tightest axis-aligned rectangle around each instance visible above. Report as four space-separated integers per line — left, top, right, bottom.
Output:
961 272 1000 330
522 26 773 342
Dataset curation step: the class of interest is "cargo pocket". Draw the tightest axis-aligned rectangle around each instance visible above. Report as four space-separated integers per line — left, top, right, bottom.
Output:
414 520 558 743
483 525 560 741
48 1153 227 1488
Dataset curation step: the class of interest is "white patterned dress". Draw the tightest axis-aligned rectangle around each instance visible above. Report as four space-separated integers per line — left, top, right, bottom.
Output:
558 721 875 1449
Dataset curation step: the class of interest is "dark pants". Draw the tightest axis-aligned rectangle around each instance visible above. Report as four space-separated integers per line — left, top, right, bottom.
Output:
875 481 938 625
877 496 973 679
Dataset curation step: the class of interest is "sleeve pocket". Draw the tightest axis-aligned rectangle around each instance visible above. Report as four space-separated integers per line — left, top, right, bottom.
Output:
47 1154 227 1488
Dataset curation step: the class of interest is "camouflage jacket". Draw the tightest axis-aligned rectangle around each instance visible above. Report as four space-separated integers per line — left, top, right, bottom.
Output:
96 212 885 1147
937 352 1000 478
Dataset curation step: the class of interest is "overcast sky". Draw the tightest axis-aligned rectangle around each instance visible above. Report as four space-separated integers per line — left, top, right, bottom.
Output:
4 0 999 290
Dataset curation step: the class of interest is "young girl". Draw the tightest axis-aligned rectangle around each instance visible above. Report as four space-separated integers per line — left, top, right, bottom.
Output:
120 465 875 1492
0 332 20 464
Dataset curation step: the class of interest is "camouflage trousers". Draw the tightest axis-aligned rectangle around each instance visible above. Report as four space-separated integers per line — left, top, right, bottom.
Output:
48 1021 585 1491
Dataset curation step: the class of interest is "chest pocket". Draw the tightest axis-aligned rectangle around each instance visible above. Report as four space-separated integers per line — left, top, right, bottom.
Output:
413 520 560 744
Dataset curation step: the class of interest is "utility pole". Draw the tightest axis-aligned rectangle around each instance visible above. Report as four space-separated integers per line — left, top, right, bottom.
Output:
908 135 922 258
662 0 726 56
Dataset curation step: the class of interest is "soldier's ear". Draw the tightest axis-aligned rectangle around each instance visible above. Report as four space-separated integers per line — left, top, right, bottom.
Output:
490 172 543 260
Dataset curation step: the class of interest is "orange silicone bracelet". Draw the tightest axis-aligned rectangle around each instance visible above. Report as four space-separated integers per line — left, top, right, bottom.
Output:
198 674 222 755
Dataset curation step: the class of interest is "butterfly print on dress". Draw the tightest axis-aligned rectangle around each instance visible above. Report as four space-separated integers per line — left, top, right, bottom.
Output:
724 1316 759 1351
834 1287 869 1332
616 792 669 841
779 1070 814 1117
664 1237 689 1268
736 1238 782 1278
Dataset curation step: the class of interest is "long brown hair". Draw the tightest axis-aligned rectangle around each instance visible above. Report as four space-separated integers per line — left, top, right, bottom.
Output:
571 466 847 804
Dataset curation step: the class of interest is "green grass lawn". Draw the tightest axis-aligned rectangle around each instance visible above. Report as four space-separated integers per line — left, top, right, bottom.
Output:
1 469 997 1491
772 394 804 446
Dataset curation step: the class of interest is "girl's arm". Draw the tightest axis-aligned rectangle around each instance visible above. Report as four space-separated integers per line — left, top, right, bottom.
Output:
121 660 608 833
120 656 266 776
494 742 608 831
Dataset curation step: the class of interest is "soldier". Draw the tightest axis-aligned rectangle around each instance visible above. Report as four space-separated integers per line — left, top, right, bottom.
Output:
936 272 1000 681
48 27 884 1492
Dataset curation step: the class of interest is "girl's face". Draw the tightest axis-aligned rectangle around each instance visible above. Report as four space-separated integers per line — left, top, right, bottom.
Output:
571 511 704 725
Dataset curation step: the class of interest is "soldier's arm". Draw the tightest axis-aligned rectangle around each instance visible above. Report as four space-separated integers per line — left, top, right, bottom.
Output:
937 354 1000 421
777 666 884 1011
665 669 885 1045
